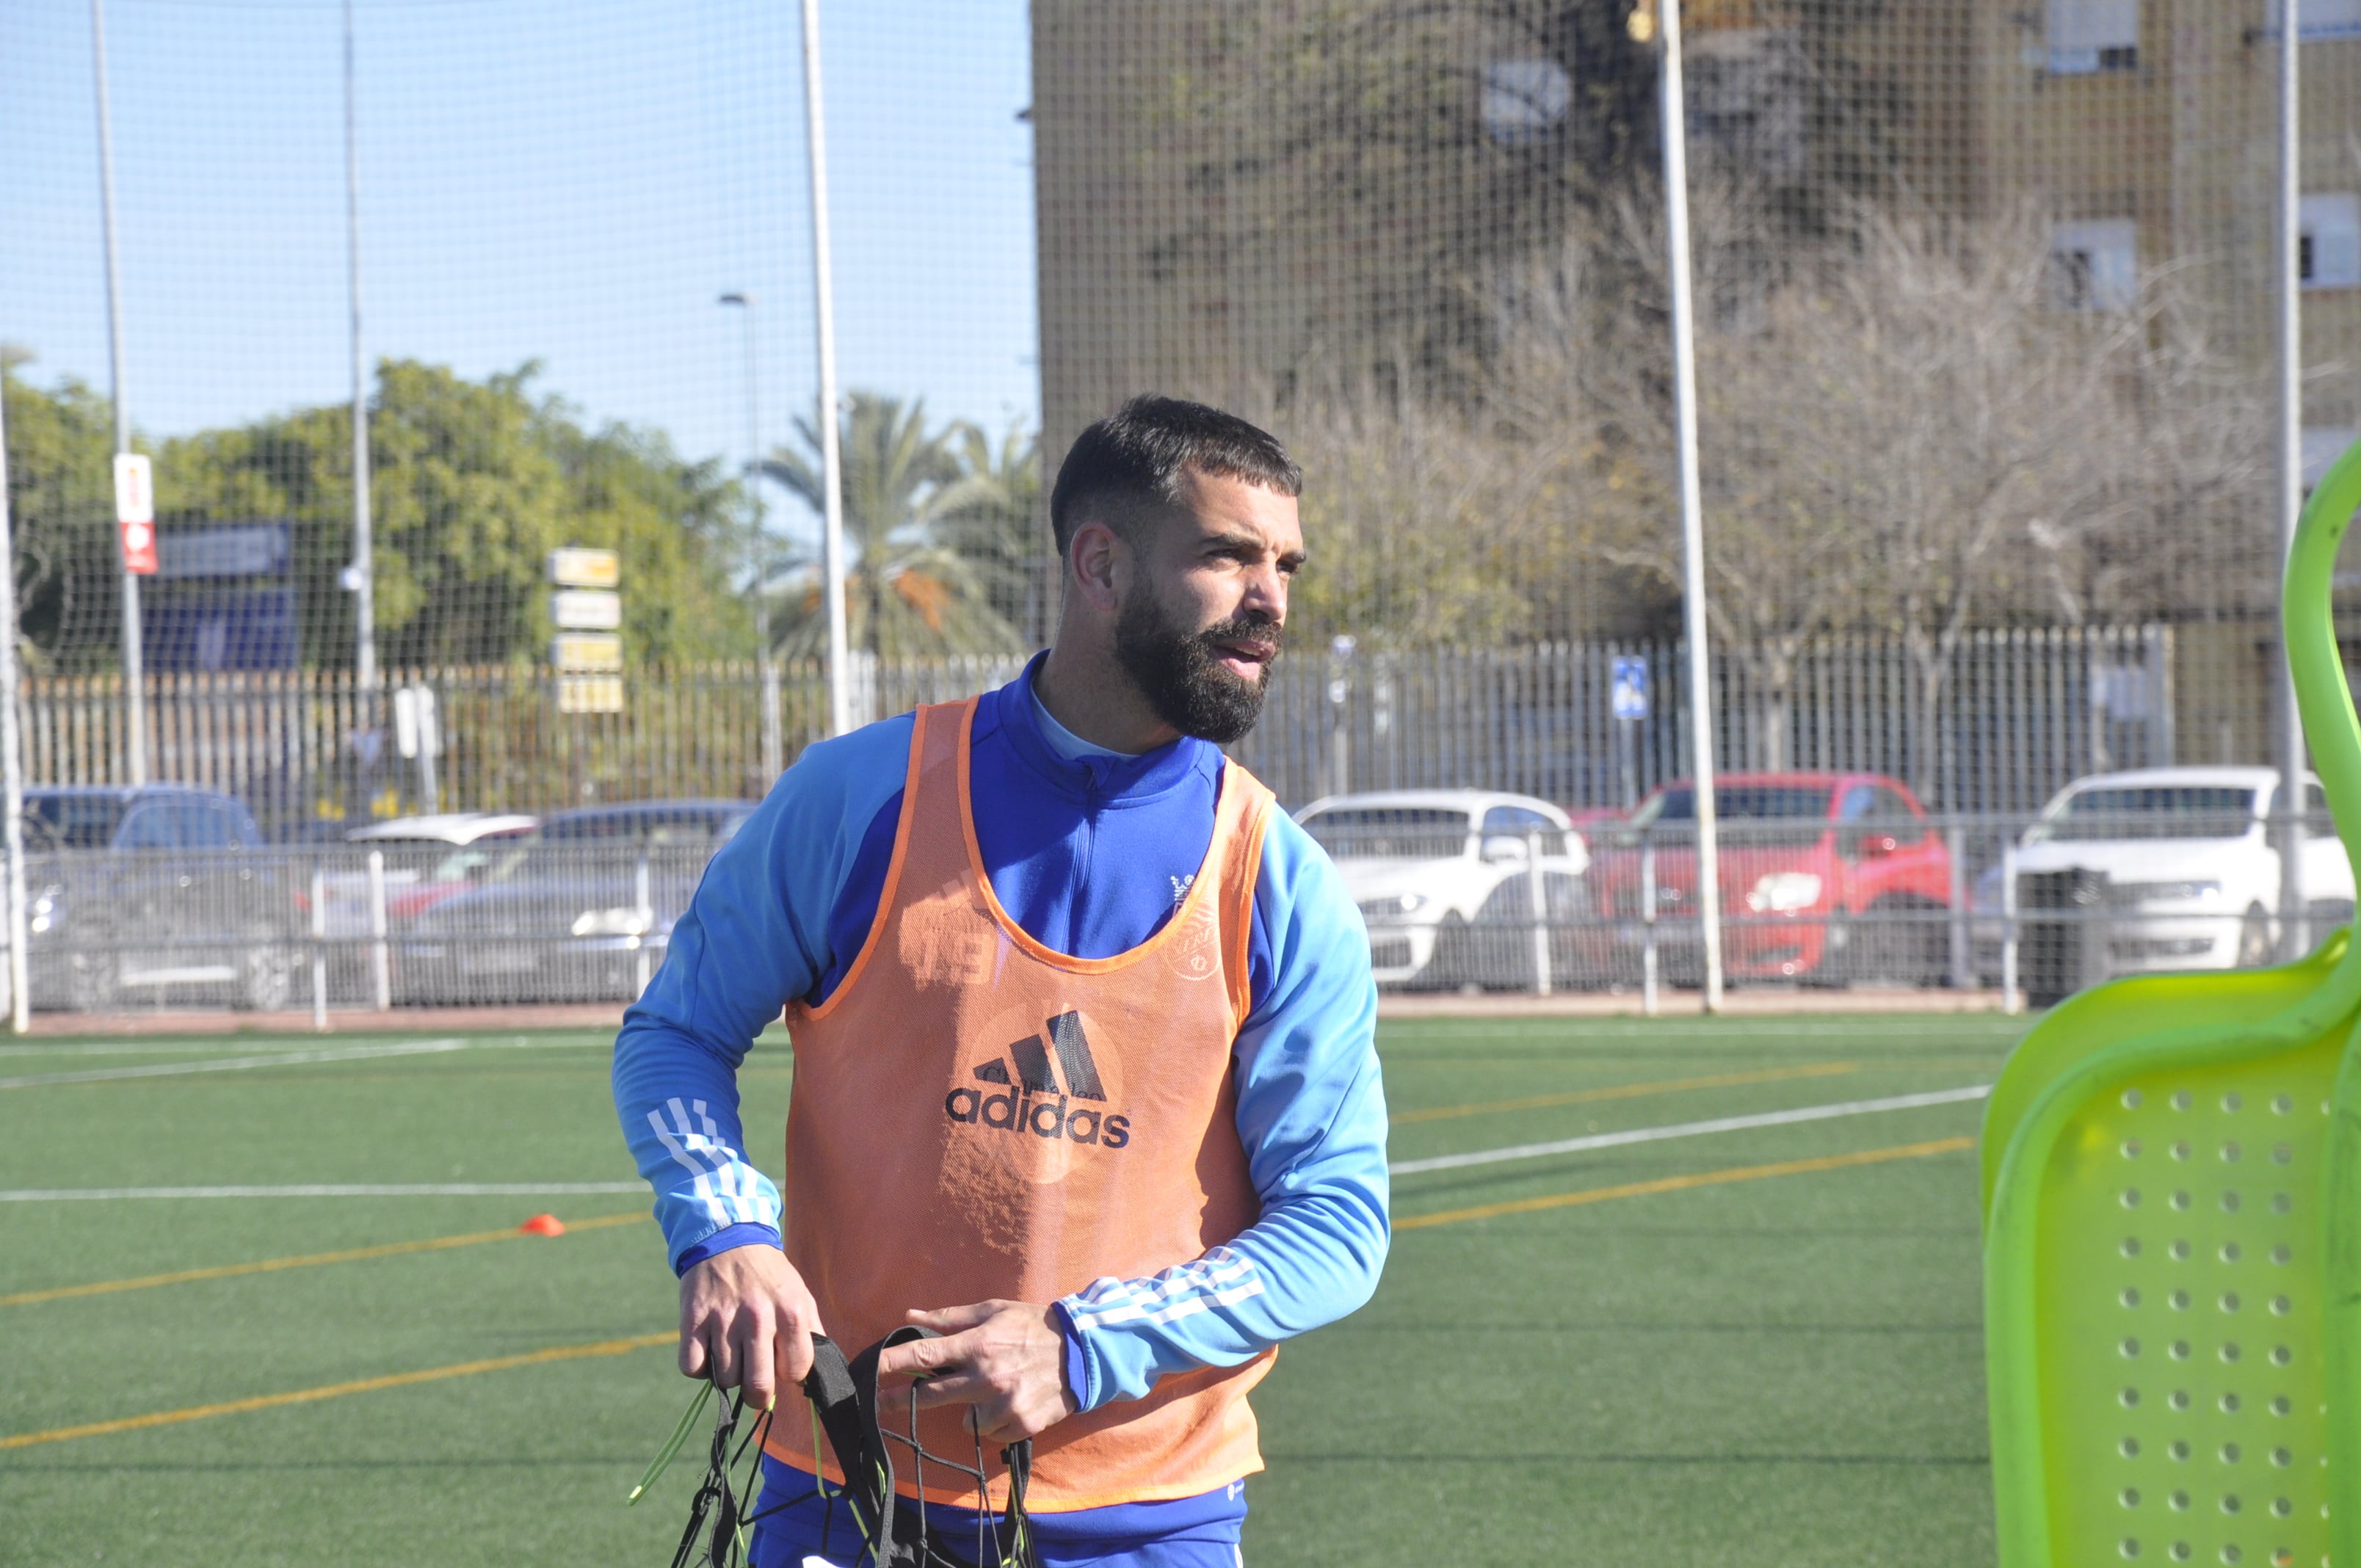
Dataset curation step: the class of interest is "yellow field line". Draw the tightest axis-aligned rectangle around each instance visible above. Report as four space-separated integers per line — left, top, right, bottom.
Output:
0 1212 648 1310
0 1330 675 1451
1390 1060 1859 1125
1395 1135 1976 1230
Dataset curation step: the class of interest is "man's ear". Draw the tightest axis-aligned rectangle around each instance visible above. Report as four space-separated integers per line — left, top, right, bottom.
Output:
1067 519 1128 614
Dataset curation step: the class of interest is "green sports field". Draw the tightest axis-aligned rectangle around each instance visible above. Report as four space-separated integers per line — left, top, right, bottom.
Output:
0 1013 2018 1566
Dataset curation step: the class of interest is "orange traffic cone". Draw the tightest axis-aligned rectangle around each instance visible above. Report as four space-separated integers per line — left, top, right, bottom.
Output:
519 1213 566 1237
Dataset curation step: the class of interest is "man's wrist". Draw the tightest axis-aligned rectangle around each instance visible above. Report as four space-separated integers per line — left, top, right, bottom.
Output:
673 1222 783 1277
1050 1298 1093 1412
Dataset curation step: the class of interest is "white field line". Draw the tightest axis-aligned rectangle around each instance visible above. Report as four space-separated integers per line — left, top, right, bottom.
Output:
0 1183 648 1201
0 1039 467 1089
1388 1084 1992 1177
0 1034 617 1060
0 1075 1992 1199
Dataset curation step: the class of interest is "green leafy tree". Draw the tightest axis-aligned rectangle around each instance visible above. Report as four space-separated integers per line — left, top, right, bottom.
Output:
1 352 126 670
758 393 1023 659
153 360 747 671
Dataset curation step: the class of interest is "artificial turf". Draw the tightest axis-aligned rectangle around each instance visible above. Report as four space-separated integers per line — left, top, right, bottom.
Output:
0 1012 2020 1566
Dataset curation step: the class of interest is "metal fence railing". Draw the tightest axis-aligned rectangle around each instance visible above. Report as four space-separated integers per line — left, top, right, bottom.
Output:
14 840 720 1020
1350 810 2354 1011
8 625 2186 838
2 808 2347 1017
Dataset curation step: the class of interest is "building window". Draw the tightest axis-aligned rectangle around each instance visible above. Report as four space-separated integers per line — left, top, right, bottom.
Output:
2301 195 2360 291
2050 219 2139 311
2267 0 2361 41
2305 429 2359 489
2048 0 2138 74
1481 59 1570 148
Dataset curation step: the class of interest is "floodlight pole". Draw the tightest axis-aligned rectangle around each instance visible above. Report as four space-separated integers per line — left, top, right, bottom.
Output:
2276 0 2307 959
92 0 146 785
344 0 377 696
0 367 32 1034
1658 0 1724 1010
798 0 852 737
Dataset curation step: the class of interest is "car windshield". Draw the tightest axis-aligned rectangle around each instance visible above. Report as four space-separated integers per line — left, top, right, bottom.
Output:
541 809 747 844
23 795 128 851
1619 785 1832 849
1301 807 1470 860
2029 786 2257 843
422 840 537 883
473 843 554 883
1633 786 1833 824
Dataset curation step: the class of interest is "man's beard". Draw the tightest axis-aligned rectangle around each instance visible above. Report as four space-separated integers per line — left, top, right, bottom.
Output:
1111 589 1282 745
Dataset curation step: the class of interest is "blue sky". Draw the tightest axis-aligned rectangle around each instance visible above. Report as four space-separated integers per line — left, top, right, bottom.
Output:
1 0 1038 546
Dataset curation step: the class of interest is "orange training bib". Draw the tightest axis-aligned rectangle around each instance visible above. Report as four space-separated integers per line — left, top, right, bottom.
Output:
764 697 1277 1511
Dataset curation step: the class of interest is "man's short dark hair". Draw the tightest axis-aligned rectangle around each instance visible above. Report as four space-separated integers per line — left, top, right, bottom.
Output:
1048 395 1303 559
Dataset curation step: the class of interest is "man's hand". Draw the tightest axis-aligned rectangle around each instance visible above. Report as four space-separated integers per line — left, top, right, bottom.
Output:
877 1300 1078 1444
677 1244 823 1410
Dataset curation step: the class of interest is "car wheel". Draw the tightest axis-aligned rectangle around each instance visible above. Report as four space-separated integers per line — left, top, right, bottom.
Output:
1846 904 1948 988
2238 904 2275 969
1412 915 1470 991
236 945 297 1012
67 949 120 1013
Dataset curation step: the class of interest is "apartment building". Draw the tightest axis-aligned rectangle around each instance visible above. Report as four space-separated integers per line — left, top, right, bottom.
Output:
1032 1 2361 472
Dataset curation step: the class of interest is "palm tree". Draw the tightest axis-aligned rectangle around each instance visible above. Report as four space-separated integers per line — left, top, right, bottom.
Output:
932 421 1044 642
757 393 1023 659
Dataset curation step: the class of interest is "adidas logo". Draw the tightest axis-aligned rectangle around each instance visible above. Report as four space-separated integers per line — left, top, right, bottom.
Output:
944 1010 1131 1150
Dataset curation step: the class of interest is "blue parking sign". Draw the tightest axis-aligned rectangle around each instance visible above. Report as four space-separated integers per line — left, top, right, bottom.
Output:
1611 656 1650 721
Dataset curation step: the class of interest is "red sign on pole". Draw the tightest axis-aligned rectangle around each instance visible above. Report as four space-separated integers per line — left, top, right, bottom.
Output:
118 518 158 576
113 454 158 576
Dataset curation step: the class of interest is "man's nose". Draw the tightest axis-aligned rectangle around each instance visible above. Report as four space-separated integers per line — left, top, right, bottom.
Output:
1240 558 1288 622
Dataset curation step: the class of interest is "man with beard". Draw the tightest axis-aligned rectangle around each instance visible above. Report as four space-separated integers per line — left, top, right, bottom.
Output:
612 396 1388 1567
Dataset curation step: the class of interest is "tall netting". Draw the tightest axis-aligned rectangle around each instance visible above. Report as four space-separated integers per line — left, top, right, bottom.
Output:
0 0 1037 829
1037 0 2361 810
4 0 2360 1010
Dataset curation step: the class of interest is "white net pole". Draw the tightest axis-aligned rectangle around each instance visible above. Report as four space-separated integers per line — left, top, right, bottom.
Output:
345 0 377 697
90 0 145 785
798 0 850 738
2277 0 2308 959
0 366 30 1034
1658 0 1723 1012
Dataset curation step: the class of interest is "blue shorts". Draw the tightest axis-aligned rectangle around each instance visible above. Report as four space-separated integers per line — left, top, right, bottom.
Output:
746 1456 1247 1568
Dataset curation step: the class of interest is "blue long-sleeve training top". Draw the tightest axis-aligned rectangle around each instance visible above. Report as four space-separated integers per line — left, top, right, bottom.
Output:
612 653 1388 1545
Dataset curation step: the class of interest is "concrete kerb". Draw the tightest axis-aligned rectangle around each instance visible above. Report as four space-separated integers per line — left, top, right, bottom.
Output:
0 987 2017 1037
9 1003 631 1039
1377 987 2019 1019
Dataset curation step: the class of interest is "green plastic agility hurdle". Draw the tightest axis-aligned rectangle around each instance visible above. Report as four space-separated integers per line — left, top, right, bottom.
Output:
1983 435 2361 1568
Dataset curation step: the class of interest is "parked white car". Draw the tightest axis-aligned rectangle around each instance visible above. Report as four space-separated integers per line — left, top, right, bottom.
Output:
325 812 540 938
1986 766 2354 977
1296 789 1589 987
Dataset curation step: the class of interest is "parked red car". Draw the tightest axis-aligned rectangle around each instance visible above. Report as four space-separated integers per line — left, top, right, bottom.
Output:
1584 772 1956 985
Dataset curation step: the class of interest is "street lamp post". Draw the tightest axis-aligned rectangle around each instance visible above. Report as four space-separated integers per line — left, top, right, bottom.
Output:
719 293 783 780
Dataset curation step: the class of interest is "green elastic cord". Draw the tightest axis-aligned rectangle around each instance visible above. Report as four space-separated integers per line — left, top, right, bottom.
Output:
810 1404 829 1500
625 1377 714 1505
807 1400 873 1538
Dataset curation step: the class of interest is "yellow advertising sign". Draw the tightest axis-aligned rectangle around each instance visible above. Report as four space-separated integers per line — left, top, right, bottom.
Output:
556 675 625 714
551 633 625 672
547 547 620 589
